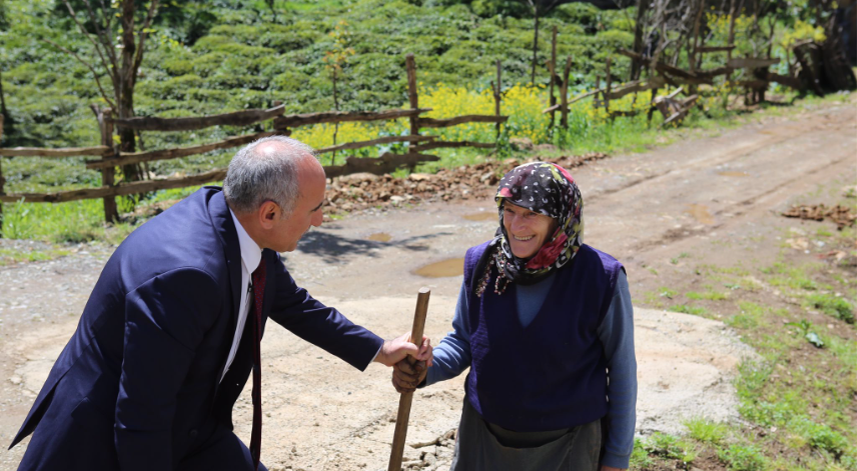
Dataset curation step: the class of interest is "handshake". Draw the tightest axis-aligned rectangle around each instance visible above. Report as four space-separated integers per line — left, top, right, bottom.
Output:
374 331 433 394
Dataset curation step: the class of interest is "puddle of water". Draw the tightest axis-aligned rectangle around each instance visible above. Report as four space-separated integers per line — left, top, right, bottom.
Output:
718 171 750 177
414 258 465 278
686 204 715 225
463 212 497 222
366 233 392 242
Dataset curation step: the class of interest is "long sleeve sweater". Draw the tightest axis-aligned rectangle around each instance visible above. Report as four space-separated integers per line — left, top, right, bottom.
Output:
425 270 637 469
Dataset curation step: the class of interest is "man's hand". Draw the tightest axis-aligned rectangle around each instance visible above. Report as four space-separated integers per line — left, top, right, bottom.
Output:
600 466 625 471
392 358 428 393
374 332 432 367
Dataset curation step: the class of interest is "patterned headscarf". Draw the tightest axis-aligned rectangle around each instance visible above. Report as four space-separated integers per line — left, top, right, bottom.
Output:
475 162 583 296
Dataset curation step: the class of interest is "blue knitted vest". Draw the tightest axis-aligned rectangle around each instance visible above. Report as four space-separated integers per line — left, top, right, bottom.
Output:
463 241 623 432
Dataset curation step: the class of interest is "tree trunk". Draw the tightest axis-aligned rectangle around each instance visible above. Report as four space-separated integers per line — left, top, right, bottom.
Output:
631 0 649 80
531 8 540 85
118 0 141 183
332 69 339 166
0 70 8 121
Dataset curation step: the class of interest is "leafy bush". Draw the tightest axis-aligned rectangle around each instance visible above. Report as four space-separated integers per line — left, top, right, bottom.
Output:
717 443 767 471
788 417 849 457
684 417 728 445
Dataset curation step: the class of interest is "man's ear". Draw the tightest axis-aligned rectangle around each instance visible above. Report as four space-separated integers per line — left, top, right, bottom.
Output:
258 201 279 229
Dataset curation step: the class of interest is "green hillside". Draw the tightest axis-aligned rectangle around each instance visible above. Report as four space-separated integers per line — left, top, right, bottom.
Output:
0 0 632 148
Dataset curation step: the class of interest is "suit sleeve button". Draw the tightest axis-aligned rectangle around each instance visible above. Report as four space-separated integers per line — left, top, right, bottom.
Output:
189 429 198 438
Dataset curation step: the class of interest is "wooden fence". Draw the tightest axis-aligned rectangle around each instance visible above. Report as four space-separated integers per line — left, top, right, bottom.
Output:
0 54 507 236
540 15 808 130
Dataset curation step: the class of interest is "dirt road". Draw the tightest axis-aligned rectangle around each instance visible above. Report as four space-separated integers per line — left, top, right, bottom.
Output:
1 97 854 470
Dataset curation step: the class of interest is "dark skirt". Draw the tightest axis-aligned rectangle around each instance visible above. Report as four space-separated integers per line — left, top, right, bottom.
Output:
449 398 601 471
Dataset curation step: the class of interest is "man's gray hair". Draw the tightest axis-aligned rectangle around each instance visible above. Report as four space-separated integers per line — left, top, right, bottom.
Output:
223 136 317 215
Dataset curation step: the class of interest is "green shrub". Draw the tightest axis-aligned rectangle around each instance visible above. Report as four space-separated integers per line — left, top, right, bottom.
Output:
805 293 855 323
788 417 849 456
684 417 729 445
717 443 767 471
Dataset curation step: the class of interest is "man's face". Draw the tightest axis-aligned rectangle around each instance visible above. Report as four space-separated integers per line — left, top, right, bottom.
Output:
270 157 326 253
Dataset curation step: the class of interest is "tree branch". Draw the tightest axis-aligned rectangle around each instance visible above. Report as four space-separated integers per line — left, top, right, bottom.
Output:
61 0 116 84
80 0 119 71
42 39 116 109
131 0 160 83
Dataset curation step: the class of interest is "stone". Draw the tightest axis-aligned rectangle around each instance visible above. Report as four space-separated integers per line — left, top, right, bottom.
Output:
509 137 534 151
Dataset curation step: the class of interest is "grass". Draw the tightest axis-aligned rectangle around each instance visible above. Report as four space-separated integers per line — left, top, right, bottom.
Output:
0 246 71 266
686 290 729 301
633 212 857 470
805 293 855 324
668 304 709 316
683 417 728 446
717 442 767 471
1 198 136 245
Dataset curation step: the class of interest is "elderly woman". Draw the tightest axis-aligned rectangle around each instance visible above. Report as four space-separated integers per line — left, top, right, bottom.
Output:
394 162 637 471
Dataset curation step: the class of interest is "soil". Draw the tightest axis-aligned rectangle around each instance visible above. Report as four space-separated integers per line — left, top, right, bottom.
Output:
0 95 855 471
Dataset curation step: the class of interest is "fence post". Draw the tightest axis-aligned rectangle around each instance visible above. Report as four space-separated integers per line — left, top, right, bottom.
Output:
605 57 612 116
548 26 558 128
406 54 419 139
97 107 119 223
0 114 5 238
494 60 502 140
560 56 572 129
405 54 420 171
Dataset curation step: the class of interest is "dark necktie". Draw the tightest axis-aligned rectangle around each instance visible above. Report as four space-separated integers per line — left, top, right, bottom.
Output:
250 257 267 470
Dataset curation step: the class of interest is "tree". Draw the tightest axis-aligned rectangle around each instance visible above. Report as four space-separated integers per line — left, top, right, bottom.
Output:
518 0 563 84
46 0 160 183
323 20 355 166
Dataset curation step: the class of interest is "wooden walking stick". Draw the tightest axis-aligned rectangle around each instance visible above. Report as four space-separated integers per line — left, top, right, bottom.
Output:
387 287 431 471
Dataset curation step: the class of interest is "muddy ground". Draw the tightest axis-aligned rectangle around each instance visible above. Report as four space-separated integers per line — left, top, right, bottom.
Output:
0 96 855 470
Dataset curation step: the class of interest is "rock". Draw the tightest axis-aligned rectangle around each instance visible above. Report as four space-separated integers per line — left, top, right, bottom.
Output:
509 137 534 151
10 375 22 385
338 172 379 185
408 173 433 182
390 196 405 205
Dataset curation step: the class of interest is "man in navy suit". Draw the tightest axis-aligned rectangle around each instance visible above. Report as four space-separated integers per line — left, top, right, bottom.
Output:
9 136 431 471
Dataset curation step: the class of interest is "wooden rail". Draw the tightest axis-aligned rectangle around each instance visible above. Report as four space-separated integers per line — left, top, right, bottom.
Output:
0 53 507 236
86 132 277 169
110 105 286 132
411 141 495 152
417 115 507 128
315 135 433 154
273 108 429 129
695 45 736 53
1 168 228 203
0 146 112 158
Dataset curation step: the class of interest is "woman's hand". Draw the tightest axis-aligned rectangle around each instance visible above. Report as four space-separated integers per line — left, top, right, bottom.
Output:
600 466 625 471
392 357 429 393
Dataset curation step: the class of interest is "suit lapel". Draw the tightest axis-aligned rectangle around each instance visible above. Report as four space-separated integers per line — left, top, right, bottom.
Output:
207 191 243 388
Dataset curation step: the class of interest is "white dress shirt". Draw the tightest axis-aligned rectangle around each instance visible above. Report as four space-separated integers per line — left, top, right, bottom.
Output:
220 210 263 382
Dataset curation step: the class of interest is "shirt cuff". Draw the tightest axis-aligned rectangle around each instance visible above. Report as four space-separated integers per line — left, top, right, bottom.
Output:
369 344 383 364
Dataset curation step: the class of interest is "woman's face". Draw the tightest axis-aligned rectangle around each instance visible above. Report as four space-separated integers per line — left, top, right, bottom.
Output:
502 202 559 259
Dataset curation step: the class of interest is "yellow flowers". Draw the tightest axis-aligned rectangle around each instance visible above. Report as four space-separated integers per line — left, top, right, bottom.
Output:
291 82 704 163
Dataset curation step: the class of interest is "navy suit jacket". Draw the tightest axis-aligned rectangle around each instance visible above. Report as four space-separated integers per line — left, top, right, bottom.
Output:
10 187 384 471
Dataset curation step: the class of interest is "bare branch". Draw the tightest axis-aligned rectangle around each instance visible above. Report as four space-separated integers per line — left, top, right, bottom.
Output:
97 0 113 33
42 39 116 109
80 0 119 70
61 0 115 83
131 0 160 83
